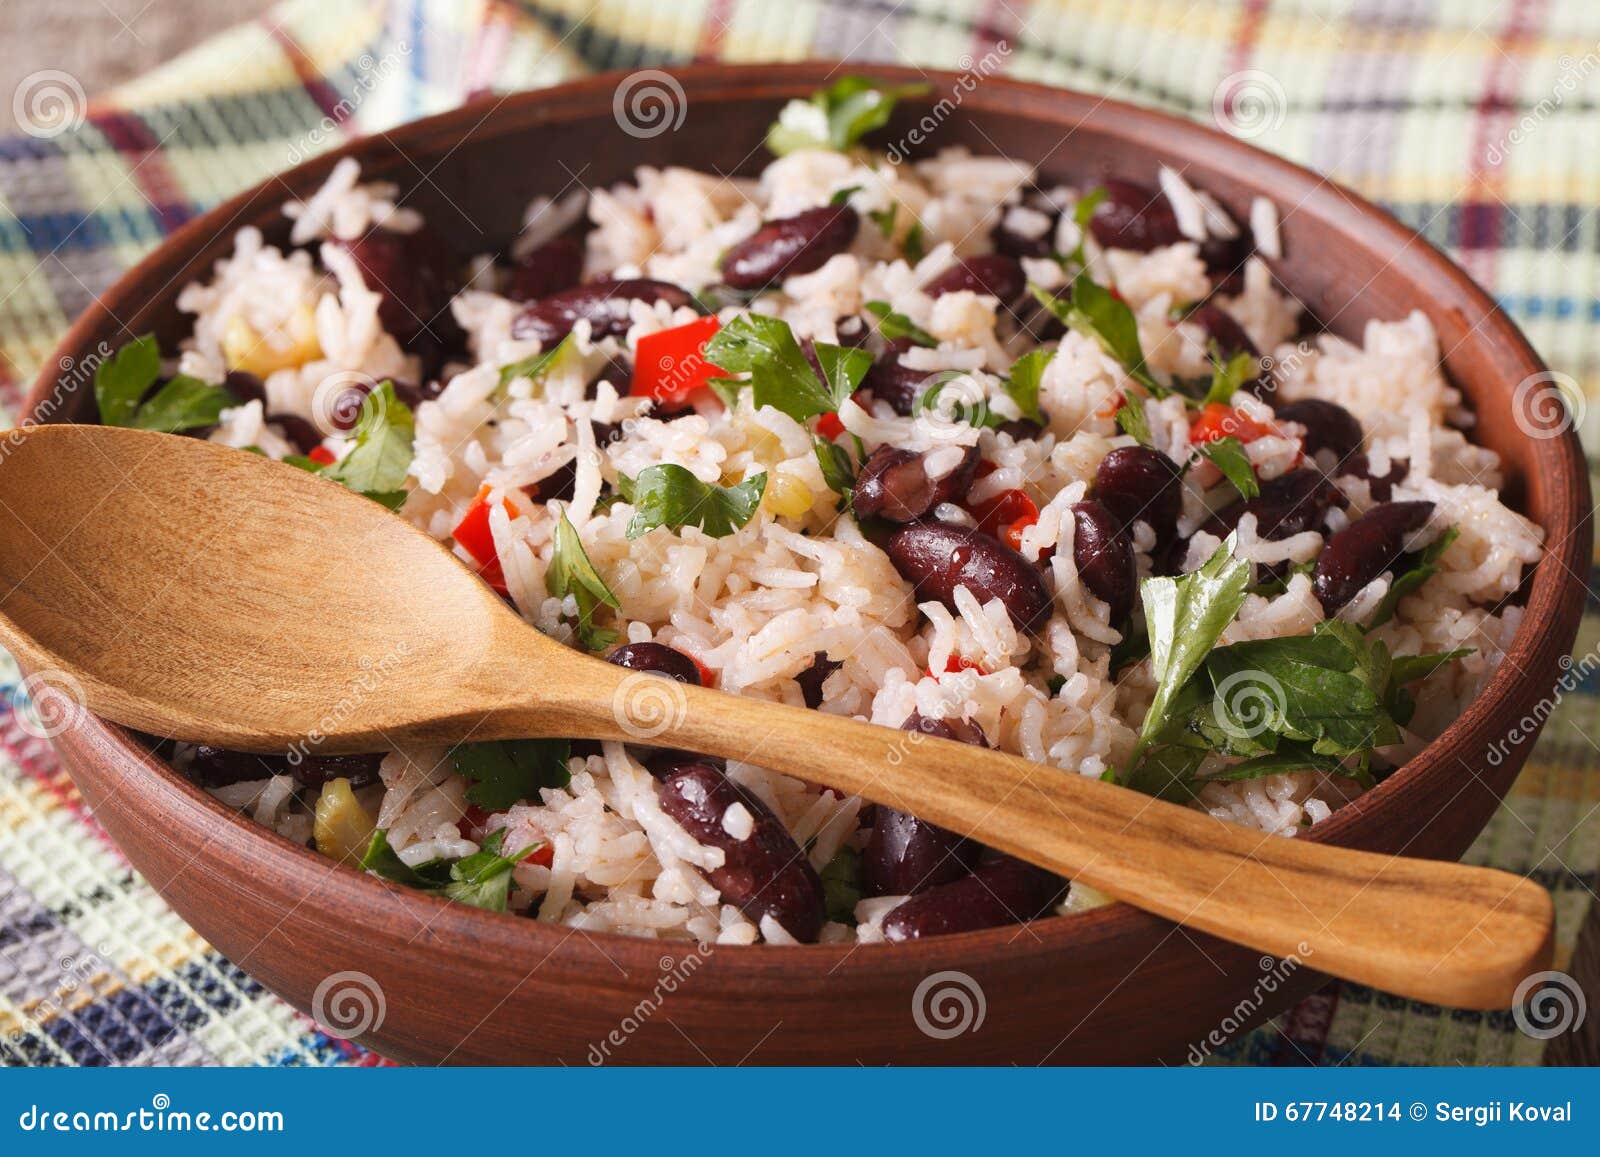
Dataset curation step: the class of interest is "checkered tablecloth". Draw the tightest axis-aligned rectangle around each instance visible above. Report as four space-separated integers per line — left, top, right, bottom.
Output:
1 0 1597 1067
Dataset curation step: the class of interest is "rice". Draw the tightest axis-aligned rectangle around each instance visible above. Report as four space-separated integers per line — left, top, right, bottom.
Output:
178 119 1542 945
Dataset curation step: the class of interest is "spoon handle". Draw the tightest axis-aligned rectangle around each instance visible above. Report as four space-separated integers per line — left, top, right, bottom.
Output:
547 673 1550 1009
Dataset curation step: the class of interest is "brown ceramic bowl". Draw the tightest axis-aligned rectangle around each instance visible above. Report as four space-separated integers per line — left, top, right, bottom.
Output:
27 64 1590 1065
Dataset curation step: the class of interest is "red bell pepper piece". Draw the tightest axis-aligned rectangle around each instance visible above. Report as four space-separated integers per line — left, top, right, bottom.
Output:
452 485 519 593
308 445 337 466
816 412 845 440
1189 402 1272 445
633 316 728 404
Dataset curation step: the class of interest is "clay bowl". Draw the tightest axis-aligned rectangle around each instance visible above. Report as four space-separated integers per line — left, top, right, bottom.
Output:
27 63 1590 1065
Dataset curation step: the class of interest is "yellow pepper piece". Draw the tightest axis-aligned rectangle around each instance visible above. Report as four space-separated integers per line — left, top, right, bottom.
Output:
313 777 376 863
222 304 322 376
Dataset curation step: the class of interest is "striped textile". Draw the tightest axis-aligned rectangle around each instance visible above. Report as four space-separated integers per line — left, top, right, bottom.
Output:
1 0 1597 1067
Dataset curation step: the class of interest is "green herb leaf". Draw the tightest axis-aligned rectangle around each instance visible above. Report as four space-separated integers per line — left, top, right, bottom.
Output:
1203 349 1259 406
765 76 930 155
625 464 767 539
94 334 163 427
820 846 862 925
1061 187 1107 268
1121 743 1206 802
359 829 452 890
546 513 620 651
866 205 897 238
319 382 415 504
1115 398 1154 446
863 301 936 347
440 829 546 913
1388 648 1473 687
451 739 573 812
1137 536 1251 750
127 374 237 433
1032 279 1161 393
903 221 926 264
811 342 874 408
1365 526 1459 629
498 334 580 390
913 373 996 429
829 185 863 206
702 314 834 421
1206 745 1360 784
1001 350 1051 425
814 435 857 498
1196 435 1260 499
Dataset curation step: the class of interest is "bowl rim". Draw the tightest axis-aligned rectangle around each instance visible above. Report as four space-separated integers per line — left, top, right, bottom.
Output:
24 61 1591 982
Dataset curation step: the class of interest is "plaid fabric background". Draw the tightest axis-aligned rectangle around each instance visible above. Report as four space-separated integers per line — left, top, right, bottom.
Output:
1 0 1597 1067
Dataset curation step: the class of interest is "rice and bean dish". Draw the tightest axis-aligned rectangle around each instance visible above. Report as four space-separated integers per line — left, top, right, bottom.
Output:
100 79 1543 945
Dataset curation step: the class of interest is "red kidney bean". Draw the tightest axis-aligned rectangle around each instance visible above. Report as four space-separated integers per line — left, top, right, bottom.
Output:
1094 446 1184 552
795 650 841 709
223 370 266 407
994 417 1047 441
1199 231 1254 293
606 641 702 686
530 421 615 503
862 712 989 898
1089 178 1183 252
1273 398 1363 465
853 444 980 523
290 752 385 790
507 235 585 302
649 757 826 942
1338 452 1409 502
861 347 933 415
720 205 859 290
1186 302 1260 360
591 355 632 397
923 255 1026 302
185 745 292 789
274 414 323 454
885 521 1053 630
511 279 694 345
1312 500 1435 612
388 379 443 410
881 851 1065 941
332 226 459 345
1071 499 1137 621
1203 467 1347 540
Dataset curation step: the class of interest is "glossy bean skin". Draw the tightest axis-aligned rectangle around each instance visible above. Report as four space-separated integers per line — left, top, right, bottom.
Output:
923 255 1026 302
1089 178 1183 252
853 445 980 523
649 757 826 942
1186 302 1260 360
1312 500 1435 612
1339 452 1409 502
795 650 841 709
290 752 385 790
274 414 323 454
1204 467 1347 540
862 713 987 897
994 417 1047 441
332 226 458 345
507 235 585 302
1094 446 1184 553
885 521 1054 630
223 370 266 407
606 641 702 686
1274 398 1363 465
720 206 859 290
511 279 693 346
881 851 1065 941
860 340 932 415
1071 499 1137 621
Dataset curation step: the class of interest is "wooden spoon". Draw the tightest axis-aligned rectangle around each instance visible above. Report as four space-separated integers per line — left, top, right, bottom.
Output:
0 423 1551 1008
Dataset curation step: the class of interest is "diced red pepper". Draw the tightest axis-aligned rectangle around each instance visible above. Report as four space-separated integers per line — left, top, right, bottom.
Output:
816 412 845 440
1002 515 1038 553
1189 402 1273 445
967 487 1038 540
452 485 519 594
307 445 337 466
929 654 988 678
633 316 728 404
457 803 492 840
524 841 555 868
690 655 716 688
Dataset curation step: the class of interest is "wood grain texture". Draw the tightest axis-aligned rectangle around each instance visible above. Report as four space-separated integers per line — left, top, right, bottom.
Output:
16 64 1593 1064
